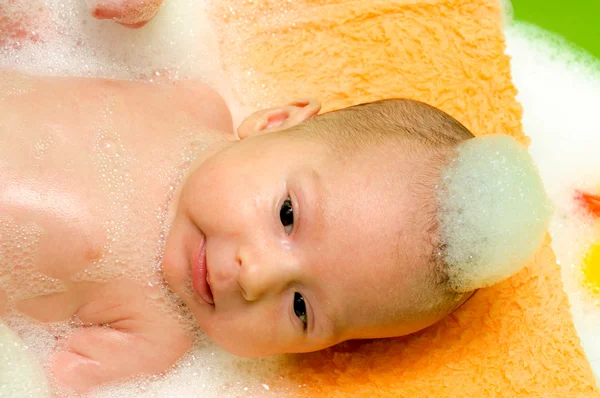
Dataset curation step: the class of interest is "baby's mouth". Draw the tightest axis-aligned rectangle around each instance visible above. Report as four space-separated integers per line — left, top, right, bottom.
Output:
191 234 214 305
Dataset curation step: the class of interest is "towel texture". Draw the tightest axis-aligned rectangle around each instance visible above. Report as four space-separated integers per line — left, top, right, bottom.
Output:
210 0 599 395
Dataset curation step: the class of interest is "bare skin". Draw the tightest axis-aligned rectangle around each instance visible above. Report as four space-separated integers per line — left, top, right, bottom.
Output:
0 0 455 394
89 0 164 28
0 71 233 393
1 68 456 394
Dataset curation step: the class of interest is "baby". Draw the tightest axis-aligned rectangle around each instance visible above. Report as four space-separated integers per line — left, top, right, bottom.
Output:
0 0 557 394
0 67 553 395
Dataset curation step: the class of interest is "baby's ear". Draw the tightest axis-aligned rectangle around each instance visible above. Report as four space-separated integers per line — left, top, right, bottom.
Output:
237 99 321 139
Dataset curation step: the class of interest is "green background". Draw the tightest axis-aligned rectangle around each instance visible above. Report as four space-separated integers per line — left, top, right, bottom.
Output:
511 0 600 60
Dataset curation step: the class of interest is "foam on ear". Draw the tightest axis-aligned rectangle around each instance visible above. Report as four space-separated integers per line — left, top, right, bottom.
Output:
437 135 554 292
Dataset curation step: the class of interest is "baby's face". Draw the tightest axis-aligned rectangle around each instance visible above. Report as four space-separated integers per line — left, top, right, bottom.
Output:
163 130 442 357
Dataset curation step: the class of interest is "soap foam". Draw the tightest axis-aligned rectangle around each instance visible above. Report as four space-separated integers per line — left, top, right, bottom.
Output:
504 21 600 381
0 0 217 80
437 135 553 292
0 216 67 302
0 323 50 398
88 345 291 398
0 0 242 120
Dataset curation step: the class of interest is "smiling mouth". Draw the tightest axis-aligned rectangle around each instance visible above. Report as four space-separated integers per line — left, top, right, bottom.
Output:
191 234 214 305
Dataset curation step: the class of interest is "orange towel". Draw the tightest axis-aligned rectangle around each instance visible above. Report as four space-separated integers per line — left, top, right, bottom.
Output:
210 0 599 395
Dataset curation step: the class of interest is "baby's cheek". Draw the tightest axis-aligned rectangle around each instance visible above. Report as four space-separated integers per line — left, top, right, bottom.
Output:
88 0 163 28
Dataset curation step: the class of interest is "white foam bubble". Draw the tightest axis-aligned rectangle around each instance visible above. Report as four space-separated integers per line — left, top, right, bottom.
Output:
0 0 237 112
0 216 67 302
504 21 600 381
0 322 50 397
438 135 553 292
89 345 290 398
0 0 202 78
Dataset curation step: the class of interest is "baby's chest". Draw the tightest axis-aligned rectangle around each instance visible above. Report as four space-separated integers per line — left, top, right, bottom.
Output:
0 187 164 324
0 140 170 307
0 183 107 321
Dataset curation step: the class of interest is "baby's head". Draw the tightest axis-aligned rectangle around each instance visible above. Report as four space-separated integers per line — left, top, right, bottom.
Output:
162 98 551 357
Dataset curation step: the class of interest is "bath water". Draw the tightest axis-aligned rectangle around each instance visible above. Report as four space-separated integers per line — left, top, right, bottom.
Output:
0 0 599 394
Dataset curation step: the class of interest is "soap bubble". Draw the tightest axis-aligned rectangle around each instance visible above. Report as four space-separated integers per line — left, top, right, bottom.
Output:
437 135 553 292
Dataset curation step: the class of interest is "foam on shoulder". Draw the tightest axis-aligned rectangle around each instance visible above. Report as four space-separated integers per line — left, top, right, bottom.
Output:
437 135 553 292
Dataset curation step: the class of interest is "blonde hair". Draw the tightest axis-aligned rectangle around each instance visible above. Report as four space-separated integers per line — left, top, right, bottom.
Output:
301 98 473 154
298 98 476 315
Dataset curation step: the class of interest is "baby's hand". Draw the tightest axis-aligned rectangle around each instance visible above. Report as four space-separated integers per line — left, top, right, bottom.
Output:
88 0 164 28
48 281 192 394
50 323 191 394
50 327 158 393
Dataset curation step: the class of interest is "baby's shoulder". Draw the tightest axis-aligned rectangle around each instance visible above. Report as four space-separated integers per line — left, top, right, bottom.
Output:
174 80 233 131
150 80 236 142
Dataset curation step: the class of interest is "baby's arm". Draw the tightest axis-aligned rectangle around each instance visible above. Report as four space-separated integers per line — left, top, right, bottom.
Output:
50 281 192 394
89 0 164 28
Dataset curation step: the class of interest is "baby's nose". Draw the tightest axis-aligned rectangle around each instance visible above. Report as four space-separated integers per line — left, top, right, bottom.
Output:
237 249 288 301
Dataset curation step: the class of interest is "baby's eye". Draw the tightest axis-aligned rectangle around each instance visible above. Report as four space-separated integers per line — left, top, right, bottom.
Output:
293 292 308 329
279 197 294 234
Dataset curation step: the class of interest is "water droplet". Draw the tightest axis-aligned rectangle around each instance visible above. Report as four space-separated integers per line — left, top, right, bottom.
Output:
99 138 117 154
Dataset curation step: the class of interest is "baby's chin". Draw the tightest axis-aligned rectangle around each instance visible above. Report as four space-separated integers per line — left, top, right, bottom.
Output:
162 258 213 337
160 244 190 301
163 270 199 319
